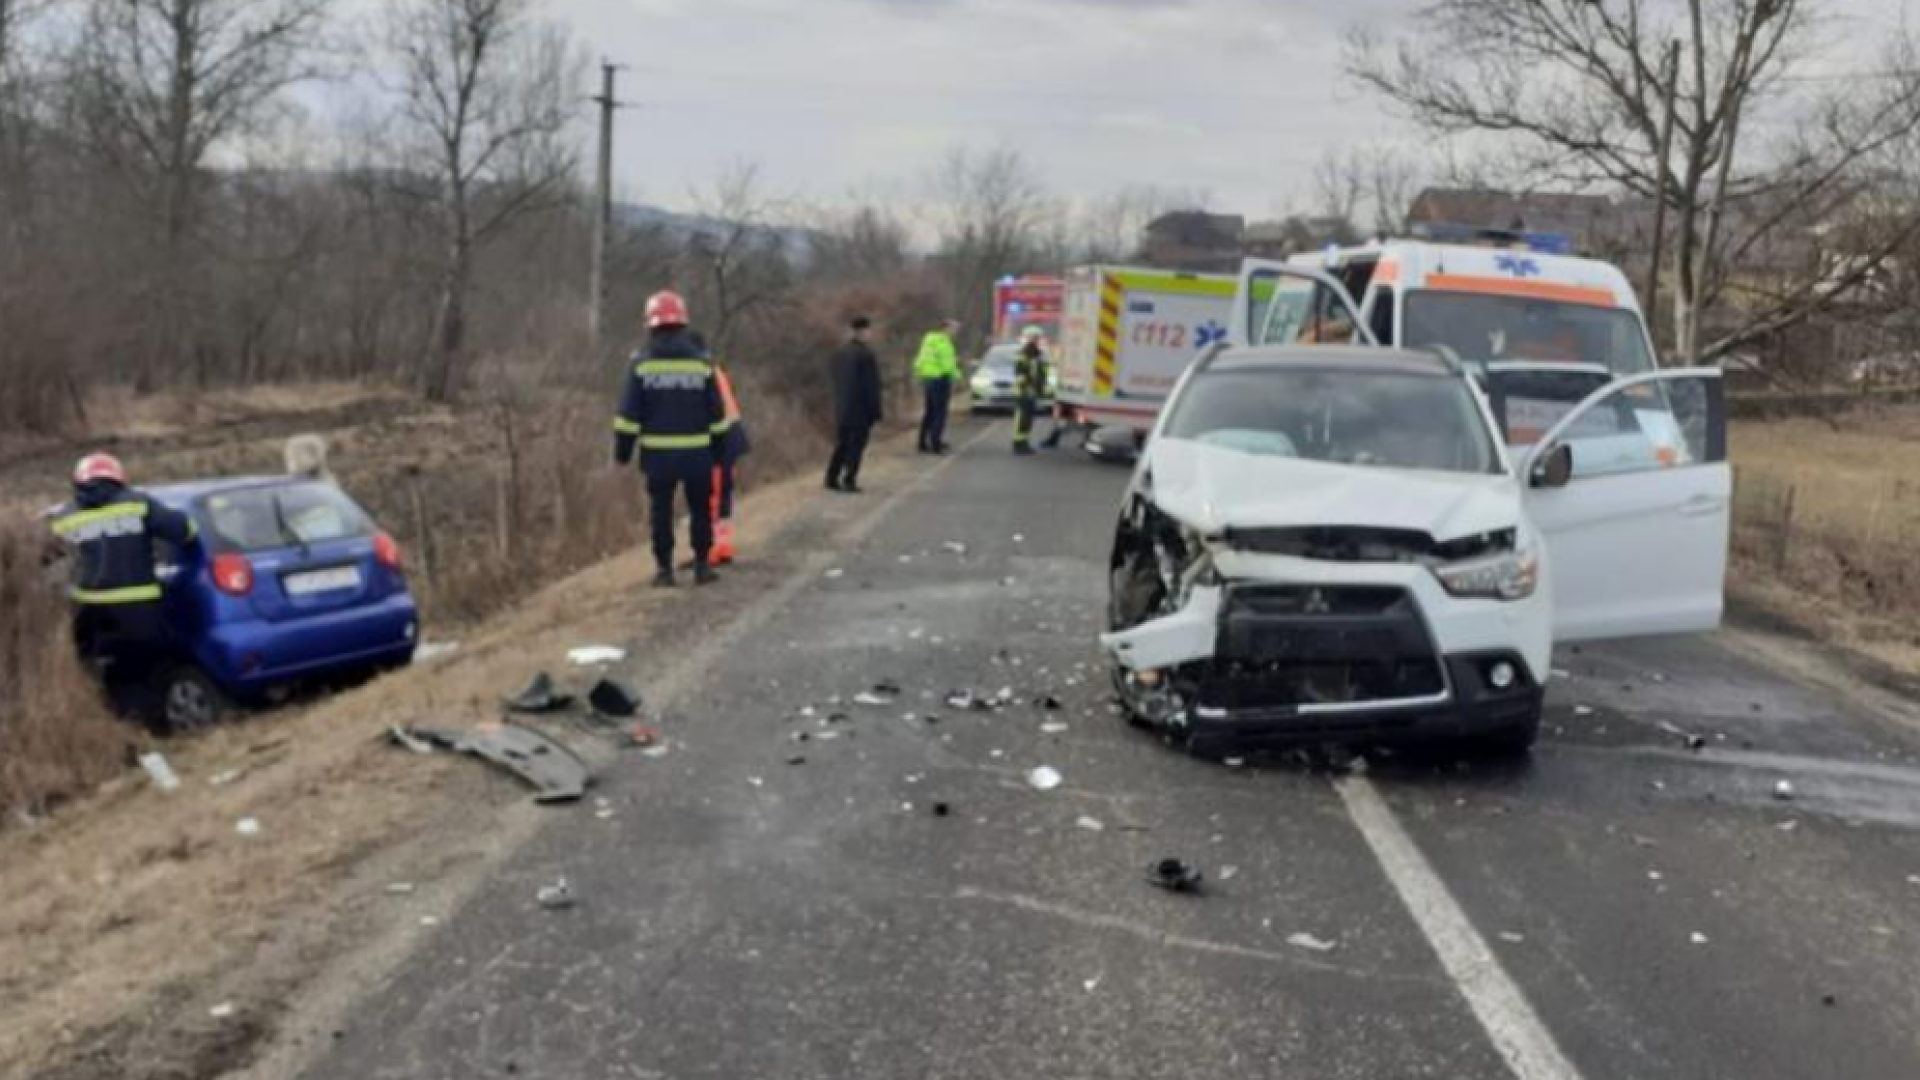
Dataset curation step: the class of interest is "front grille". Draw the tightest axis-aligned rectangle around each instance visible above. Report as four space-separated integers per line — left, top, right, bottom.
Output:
1203 583 1446 715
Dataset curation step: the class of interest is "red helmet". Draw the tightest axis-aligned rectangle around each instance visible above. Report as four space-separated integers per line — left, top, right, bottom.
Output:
645 290 689 329
73 452 125 485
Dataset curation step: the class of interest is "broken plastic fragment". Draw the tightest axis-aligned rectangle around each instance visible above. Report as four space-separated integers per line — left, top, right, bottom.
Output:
824 567 845 579
1773 780 1796 801
235 817 262 838
1574 705 1595 717
1147 858 1203 894
1026 766 1063 791
209 1002 236 1020
415 640 460 663
1286 933 1336 952
1075 815 1104 832
1218 865 1239 881
138 752 181 793
208 769 244 788
537 878 576 910
504 671 573 714
932 801 951 817
566 645 626 667
1039 721 1069 736
1689 931 1709 945
588 678 642 719
942 541 968 555
396 724 590 803
386 882 415 895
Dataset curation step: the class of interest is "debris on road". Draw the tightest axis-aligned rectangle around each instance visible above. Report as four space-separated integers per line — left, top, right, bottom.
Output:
536 878 577 910
1075 815 1104 832
1036 694 1062 711
588 678 642 719
1574 705 1596 717
1218 865 1239 881
1286 933 1336 952
1773 780 1797 801
1690 931 1710 945
942 541 969 555
855 682 903 706
235 818 262 838
1039 721 1069 736
503 671 573 714
208 769 245 788
566 645 626 667
138 752 181 793
944 691 991 712
1656 720 1708 751
208 1002 237 1020
394 724 590 803
1498 931 1526 944
387 726 435 755
386 882 415 896
1026 766 1063 791
1147 858 1203 894
628 723 661 748
932 801 952 817
824 567 845 579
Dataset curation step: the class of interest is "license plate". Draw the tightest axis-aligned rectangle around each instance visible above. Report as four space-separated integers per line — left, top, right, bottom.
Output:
284 566 361 596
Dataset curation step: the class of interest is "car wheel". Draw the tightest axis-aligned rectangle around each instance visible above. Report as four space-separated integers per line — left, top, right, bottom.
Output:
160 665 232 733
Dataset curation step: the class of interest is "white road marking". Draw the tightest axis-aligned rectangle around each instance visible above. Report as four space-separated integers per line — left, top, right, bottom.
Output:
1335 776 1586 1080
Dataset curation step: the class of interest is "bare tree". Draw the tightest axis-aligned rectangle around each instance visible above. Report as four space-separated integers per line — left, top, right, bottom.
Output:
681 161 796 357
1348 0 1920 365
73 0 331 248
924 145 1054 345
809 200 912 284
389 0 578 403
1070 185 1204 264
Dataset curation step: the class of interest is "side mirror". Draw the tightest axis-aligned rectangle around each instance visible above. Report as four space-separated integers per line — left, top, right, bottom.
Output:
1530 443 1574 489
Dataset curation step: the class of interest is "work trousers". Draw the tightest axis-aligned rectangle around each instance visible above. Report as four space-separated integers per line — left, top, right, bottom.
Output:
646 460 714 571
918 380 952 451
1013 394 1037 448
827 424 871 486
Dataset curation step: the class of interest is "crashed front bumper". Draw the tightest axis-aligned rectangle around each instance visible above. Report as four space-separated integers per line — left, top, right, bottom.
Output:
1100 555 1548 746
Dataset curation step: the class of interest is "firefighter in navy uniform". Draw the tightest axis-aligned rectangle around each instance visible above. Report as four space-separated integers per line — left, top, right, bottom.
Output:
48 453 198 712
613 290 729 588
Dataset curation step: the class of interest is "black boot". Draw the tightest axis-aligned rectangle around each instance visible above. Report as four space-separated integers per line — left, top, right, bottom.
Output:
693 561 719 586
651 568 676 588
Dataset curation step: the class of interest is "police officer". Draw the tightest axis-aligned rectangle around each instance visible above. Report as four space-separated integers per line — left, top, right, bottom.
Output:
915 318 961 455
49 452 197 706
613 290 729 588
1011 327 1050 456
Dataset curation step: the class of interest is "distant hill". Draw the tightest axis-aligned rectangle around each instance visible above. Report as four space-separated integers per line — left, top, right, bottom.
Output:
614 201 817 258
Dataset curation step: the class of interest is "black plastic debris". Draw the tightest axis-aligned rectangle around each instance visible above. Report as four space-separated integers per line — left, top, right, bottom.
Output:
943 690 992 712
503 671 573 714
931 801 952 817
1147 858 1204 894
588 678 642 719
1036 695 1063 711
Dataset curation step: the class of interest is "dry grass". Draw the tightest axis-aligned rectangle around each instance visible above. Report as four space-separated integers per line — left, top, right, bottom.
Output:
1730 405 1920 672
0 522 138 819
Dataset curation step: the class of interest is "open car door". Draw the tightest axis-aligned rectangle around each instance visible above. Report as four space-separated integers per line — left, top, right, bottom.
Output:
1227 260 1376 349
1521 369 1729 643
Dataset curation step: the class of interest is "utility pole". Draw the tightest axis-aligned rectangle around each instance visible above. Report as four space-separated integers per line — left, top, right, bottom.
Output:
1642 40 1681 342
589 60 628 354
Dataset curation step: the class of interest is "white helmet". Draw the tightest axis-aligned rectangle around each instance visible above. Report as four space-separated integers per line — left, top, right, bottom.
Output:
1020 326 1046 343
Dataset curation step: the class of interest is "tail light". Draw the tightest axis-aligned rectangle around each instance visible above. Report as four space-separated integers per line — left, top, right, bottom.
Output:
212 553 254 596
374 532 404 573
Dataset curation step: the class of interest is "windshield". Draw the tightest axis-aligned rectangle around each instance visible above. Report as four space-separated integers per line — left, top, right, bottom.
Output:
1403 290 1654 375
1163 366 1501 474
199 482 371 553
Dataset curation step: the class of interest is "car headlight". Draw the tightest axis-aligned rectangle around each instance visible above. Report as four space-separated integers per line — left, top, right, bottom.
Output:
1432 546 1538 601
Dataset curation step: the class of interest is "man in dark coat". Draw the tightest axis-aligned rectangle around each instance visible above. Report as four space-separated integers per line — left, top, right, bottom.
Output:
825 316 884 493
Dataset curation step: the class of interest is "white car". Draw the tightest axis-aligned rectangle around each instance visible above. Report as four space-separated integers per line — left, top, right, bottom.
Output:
1099 340 1730 756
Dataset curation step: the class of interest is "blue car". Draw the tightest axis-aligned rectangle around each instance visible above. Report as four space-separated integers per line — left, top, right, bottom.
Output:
145 476 419 729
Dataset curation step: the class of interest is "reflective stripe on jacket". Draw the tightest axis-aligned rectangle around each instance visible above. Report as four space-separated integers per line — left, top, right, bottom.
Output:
50 483 197 605
612 327 727 477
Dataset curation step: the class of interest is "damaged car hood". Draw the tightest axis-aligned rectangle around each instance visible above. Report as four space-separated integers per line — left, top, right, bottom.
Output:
1142 437 1519 540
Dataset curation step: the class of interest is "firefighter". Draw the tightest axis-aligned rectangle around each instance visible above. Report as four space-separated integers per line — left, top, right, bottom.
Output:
48 453 198 712
1011 326 1050 456
826 315 882 493
915 318 961 454
709 362 750 565
613 290 728 587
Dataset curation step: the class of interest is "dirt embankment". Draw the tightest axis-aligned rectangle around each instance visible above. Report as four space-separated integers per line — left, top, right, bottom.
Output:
0 410 909 1080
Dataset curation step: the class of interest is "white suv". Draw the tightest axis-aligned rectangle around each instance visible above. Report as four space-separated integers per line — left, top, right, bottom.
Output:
1100 274 1730 754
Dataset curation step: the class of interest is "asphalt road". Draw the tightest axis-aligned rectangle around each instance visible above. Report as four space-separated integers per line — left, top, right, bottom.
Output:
303 418 1920 1080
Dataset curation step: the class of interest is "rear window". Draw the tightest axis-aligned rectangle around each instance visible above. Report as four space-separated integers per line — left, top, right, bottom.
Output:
198 482 371 553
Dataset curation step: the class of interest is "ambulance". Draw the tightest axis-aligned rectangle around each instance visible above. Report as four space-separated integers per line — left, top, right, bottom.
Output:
1267 231 1663 447
1053 265 1238 453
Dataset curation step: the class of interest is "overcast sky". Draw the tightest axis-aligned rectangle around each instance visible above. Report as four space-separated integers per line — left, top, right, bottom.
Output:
537 0 1909 221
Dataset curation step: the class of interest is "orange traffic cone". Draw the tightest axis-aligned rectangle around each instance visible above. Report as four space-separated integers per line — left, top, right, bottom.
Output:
710 464 737 565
